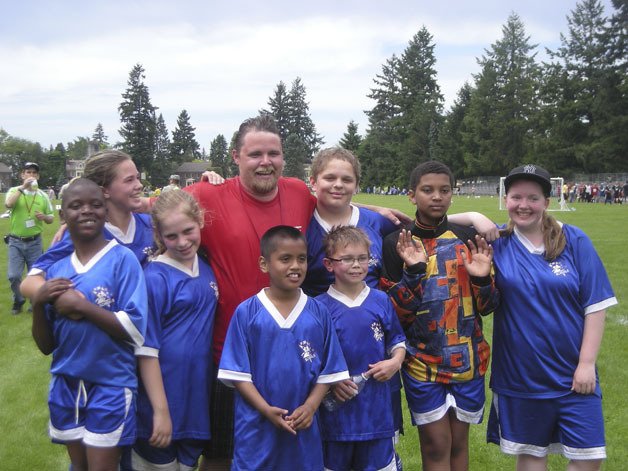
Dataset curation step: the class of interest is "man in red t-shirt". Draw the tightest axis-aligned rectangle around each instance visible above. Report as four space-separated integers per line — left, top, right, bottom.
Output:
188 115 316 470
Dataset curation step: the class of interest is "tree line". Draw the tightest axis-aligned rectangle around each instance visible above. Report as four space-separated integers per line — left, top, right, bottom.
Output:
0 0 625 190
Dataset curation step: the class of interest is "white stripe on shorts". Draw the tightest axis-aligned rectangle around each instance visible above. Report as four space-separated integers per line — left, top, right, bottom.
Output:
411 393 483 425
83 387 133 447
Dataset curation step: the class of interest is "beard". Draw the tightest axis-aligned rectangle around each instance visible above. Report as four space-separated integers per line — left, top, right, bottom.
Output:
250 173 280 195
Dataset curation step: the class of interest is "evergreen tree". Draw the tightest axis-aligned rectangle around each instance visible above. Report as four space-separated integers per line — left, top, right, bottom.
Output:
283 134 308 180
436 83 473 176
152 113 172 187
118 63 157 175
462 13 540 175
361 55 403 187
91 123 109 148
338 120 362 151
227 132 239 177
286 78 324 159
262 77 324 160
396 27 444 179
261 82 291 139
209 134 231 177
361 27 443 187
170 109 200 163
542 0 627 173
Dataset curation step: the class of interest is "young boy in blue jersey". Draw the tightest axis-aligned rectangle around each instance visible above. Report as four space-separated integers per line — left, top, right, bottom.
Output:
317 226 406 471
380 161 499 471
217 225 349 471
31 178 147 471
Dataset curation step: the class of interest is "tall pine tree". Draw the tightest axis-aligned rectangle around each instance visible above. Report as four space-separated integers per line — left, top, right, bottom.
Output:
209 134 231 177
262 77 323 161
152 113 172 187
338 120 362 152
462 13 540 175
118 64 157 175
170 109 200 164
542 0 626 173
91 123 108 148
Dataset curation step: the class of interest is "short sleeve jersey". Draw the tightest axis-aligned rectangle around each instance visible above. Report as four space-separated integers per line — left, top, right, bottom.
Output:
136 254 218 440
490 224 617 398
45 240 147 389
303 205 398 297
217 289 348 471
185 177 316 364
33 213 156 273
316 285 406 441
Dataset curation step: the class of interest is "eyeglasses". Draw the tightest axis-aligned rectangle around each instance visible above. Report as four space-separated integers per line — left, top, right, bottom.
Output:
327 255 370 266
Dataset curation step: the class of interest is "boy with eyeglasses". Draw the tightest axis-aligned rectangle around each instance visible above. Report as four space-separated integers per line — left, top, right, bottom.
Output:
317 225 406 471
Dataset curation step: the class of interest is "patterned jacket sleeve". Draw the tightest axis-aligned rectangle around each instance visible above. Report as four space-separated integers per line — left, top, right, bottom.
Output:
469 273 500 316
379 230 427 329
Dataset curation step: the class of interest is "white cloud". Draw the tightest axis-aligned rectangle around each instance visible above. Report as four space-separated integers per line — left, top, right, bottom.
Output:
0 0 614 149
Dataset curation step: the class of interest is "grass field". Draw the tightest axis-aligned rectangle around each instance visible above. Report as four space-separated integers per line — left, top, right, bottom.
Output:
0 194 626 470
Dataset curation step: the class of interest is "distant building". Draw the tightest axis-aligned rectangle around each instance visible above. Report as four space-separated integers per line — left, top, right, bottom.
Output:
66 159 86 179
0 162 11 192
175 162 214 186
65 141 100 179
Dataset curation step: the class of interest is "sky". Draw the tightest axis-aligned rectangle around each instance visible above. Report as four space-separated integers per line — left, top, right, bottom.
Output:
0 0 616 152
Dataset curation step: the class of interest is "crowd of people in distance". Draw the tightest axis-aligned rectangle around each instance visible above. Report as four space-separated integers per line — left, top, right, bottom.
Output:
565 182 627 204
7 114 617 471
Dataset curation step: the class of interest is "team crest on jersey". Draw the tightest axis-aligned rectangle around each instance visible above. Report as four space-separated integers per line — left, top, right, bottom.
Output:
368 255 378 268
210 281 219 299
371 322 384 342
299 340 316 362
143 245 158 261
92 286 114 308
549 261 569 276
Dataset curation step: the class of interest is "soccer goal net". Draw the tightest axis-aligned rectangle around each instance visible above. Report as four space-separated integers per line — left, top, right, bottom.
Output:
498 176 572 211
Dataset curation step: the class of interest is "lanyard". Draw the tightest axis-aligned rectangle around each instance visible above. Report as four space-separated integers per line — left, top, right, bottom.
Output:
22 191 38 215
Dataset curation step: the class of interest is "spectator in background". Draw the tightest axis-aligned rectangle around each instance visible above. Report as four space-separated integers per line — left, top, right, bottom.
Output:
162 174 181 193
5 162 54 314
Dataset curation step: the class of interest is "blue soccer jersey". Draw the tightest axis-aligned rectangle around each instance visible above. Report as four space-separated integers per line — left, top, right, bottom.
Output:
136 254 219 441
490 224 617 398
33 213 156 274
303 205 397 297
45 240 147 389
316 285 406 441
218 289 349 471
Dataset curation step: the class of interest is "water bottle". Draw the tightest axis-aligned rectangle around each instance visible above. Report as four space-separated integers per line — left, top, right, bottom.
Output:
30 179 38 190
322 373 369 412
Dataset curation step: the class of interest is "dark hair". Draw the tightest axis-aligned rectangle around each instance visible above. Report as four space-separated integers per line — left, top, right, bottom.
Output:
61 178 104 209
409 161 455 190
260 225 306 259
233 114 282 154
323 225 371 258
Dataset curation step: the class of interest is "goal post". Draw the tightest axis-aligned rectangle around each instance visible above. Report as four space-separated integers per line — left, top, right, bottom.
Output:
498 176 573 211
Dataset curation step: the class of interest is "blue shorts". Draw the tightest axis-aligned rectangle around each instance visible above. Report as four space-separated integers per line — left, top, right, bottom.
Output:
48 375 136 447
323 438 396 471
127 438 208 470
487 392 606 460
402 370 485 426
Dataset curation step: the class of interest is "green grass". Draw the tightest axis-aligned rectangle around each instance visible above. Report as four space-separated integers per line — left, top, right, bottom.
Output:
0 195 626 470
